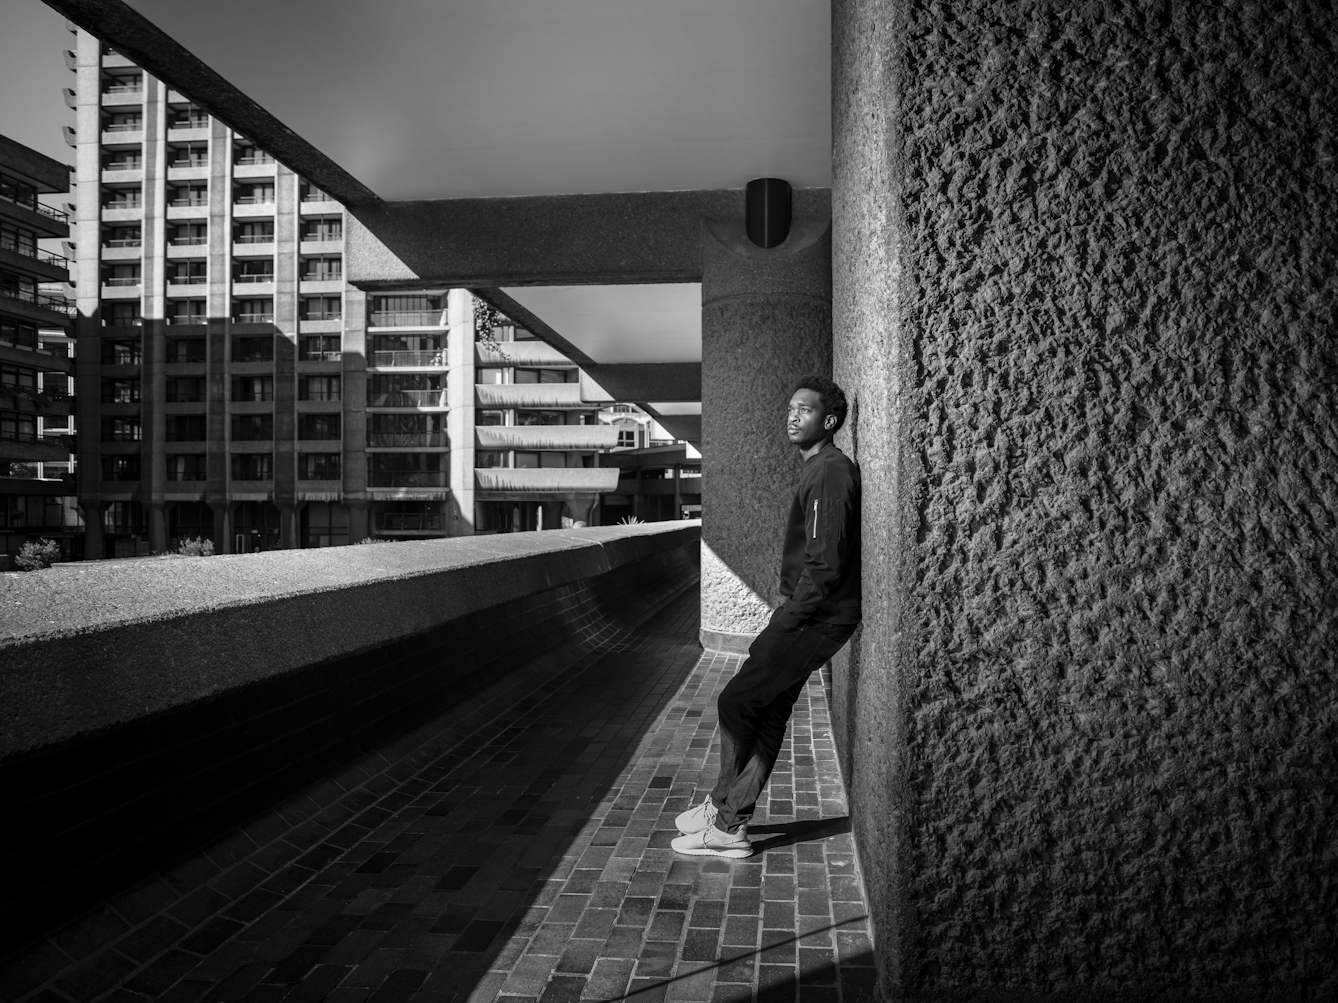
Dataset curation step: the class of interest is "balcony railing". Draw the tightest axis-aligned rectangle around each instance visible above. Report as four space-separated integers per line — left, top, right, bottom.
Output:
170 197 207 208
369 310 444 328
301 190 332 203
235 234 274 244
371 351 446 367
235 195 275 205
235 312 274 324
0 241 70 269
369 470 448 488
103 82 143 94
235 274 274 284
103 121 143 133
105 199 143 210
301 272 342 283
367 389 448 408
0 194 68 224
374 512 443 532
236 155 275 166
301 311 342 322
167 314 206 325
170 119 209 130
303 230 343 242
103 162 143 172
104 237 142 248
367 431 447 447
103 277 140 287
0 287 74 314
299 350 342 361
170 275 206 285
171 235 207 246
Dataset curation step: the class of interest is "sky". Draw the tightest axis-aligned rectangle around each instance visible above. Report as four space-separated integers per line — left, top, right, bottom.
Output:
0 0 77 166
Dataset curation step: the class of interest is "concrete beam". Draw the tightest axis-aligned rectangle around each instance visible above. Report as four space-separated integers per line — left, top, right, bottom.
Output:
579 364 701 405
643 408 702 445
46 0 378 207
347 189 831 288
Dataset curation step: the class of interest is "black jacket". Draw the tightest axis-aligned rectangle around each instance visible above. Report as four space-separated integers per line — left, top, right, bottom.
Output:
774 442 861 630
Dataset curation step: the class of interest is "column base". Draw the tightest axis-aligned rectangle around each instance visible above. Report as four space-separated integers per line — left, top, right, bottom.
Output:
699 627 758 655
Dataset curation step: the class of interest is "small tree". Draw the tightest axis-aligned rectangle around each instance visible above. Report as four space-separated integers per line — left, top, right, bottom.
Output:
16 538 62 571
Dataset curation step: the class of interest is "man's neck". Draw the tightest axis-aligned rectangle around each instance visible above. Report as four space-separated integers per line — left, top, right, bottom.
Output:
798 436 833 462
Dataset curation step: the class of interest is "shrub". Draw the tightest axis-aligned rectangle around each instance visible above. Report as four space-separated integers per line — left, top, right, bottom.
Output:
175 536 215 556
617 515 645 526
16 538 61 571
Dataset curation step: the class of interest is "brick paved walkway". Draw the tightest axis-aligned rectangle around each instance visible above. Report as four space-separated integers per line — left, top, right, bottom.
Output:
4 585 874 1003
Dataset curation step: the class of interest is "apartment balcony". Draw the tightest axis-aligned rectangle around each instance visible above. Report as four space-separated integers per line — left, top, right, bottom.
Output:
476 382 584 409
476 340 574 366
166 165 210 183
99 282 141 299
101 167 144 184
165 125 209 142
100 129 144 146
299 238 342 255
0 432 68 466
232 280 275 298
0 193 70 239
165 281 206 298
101 243 141 261
0 337 72 373
232 241 276 258
165 204 204 221
0 244 69 284
100 88 143 106
233 162 277 179
298 318 342 334
0 287 74 327
233 202 274 219
475 467 619 493
298 278 342 296
367 469 448 489
366 388 448 409
369 350 447 368
476 425 619 451
366 431 448 448
299 197 341 215
368 310 447 330
167 238 208 254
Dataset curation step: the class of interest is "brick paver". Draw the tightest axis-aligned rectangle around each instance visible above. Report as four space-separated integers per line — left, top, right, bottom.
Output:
3 585 874 1003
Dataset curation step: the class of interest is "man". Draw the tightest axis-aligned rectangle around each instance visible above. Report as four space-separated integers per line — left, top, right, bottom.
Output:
672 375 861 858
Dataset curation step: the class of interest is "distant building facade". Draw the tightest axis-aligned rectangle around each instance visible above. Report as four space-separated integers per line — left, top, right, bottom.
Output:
0 133 79 567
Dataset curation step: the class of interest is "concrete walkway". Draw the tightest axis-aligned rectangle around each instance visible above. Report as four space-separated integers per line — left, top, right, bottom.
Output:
2 585 874 1003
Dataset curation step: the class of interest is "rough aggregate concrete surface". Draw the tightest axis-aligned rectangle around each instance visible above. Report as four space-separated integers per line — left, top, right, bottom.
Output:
0 522 699 762
834 0 1337 999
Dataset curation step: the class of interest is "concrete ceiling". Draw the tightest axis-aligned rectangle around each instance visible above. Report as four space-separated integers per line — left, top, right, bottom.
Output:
122 0 831 202
501 284 701 364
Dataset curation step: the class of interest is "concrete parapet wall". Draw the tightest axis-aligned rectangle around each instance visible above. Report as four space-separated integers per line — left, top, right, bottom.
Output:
2 522 700 764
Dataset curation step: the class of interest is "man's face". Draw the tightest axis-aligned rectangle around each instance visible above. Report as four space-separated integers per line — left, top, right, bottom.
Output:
787 388 832 447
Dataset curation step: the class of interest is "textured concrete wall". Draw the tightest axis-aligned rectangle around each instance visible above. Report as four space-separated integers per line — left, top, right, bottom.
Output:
701 220 832 648
831 0 1338 999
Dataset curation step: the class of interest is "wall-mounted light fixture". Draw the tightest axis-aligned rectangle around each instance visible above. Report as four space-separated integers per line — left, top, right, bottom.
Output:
745 178 792 249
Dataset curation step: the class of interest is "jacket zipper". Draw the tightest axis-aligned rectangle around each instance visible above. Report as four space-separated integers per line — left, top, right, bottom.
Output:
812 498 818 539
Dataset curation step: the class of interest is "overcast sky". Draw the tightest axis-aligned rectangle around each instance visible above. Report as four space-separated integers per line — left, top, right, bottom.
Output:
1 0 77 166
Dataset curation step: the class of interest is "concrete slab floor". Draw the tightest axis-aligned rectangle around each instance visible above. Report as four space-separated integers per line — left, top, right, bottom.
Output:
2 586 874 1003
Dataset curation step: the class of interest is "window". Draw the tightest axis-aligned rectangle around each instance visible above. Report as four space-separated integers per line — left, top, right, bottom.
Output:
232 376 273 402
235 221 274 244
540 453 566 468
170 183 207 207
104 225 141 248
167 377 206 402
103 150 143 172
477 368 506 385
101 455 141 481
300 181 331 203
300 334 341 360
103 71 142 94
618 429 637 448
231 453 272 481
168 143 207 168
370 294 440 327
475 451 505 469
170 223 206 246
166 415 206 441
298 413 341 440
301 256 342 281
514 368 568 384
100 338 141 365
232 336 273 362
1 364 37 394
516 410 564 426
476 410 504 426
101 416 142 442
169 260 206 284
302 218 342 241
103 187 142 209
303 501 349 548
231 414 273 441
168 299 206 325
0 319 37 349
368 413 442 446
235 298 273 323
1 411 38 444
167 454 206 481
103 264 140 287
367 374 444 406
369 452 443 487
104 112 142 133
514 451 540 469
299 375 340 401
0 221 37 257
167 338 206 364
0 172 37 209
236 183 275 205
235 260 274 284
299 453 340 480
169 104 208 129
104 302 141 326
234 143 273 166
301 296 342 322
101 377 141 403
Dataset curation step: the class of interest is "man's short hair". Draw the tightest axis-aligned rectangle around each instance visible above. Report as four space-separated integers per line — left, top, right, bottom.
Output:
793 374 849 433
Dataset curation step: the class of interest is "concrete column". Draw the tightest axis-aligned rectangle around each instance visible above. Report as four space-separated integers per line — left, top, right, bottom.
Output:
73 29 103 559
146 500 166 553
341 285 367 539
699 218 831 652
205 121 232 550
346 498 368 543
273 166 298 546
142 76 168 551
673 465 681 519
446 289 475 535
278 501 296 549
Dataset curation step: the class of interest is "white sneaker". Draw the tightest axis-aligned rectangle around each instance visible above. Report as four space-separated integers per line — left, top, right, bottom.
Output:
671 824 753 858
675 797 748 839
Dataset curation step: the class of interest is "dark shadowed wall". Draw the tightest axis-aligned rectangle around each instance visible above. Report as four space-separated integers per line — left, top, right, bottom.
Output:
831 0 1338 999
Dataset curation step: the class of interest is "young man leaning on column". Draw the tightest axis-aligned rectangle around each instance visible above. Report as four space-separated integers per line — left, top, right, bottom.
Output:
673 375 861 858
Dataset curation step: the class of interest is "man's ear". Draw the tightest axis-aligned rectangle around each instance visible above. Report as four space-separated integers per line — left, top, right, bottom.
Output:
824 414 837 429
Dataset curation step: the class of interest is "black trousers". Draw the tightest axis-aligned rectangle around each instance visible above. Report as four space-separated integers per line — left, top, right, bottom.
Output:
709 615 857 832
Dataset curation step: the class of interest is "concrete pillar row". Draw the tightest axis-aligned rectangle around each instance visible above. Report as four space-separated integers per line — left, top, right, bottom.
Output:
699 219 832 653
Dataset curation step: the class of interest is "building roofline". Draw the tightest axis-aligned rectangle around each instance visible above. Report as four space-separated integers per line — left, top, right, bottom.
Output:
0 134 72 194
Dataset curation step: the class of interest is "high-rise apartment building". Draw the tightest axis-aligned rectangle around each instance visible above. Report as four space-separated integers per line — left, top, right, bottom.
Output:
0 133 79 566
68 29 622 556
